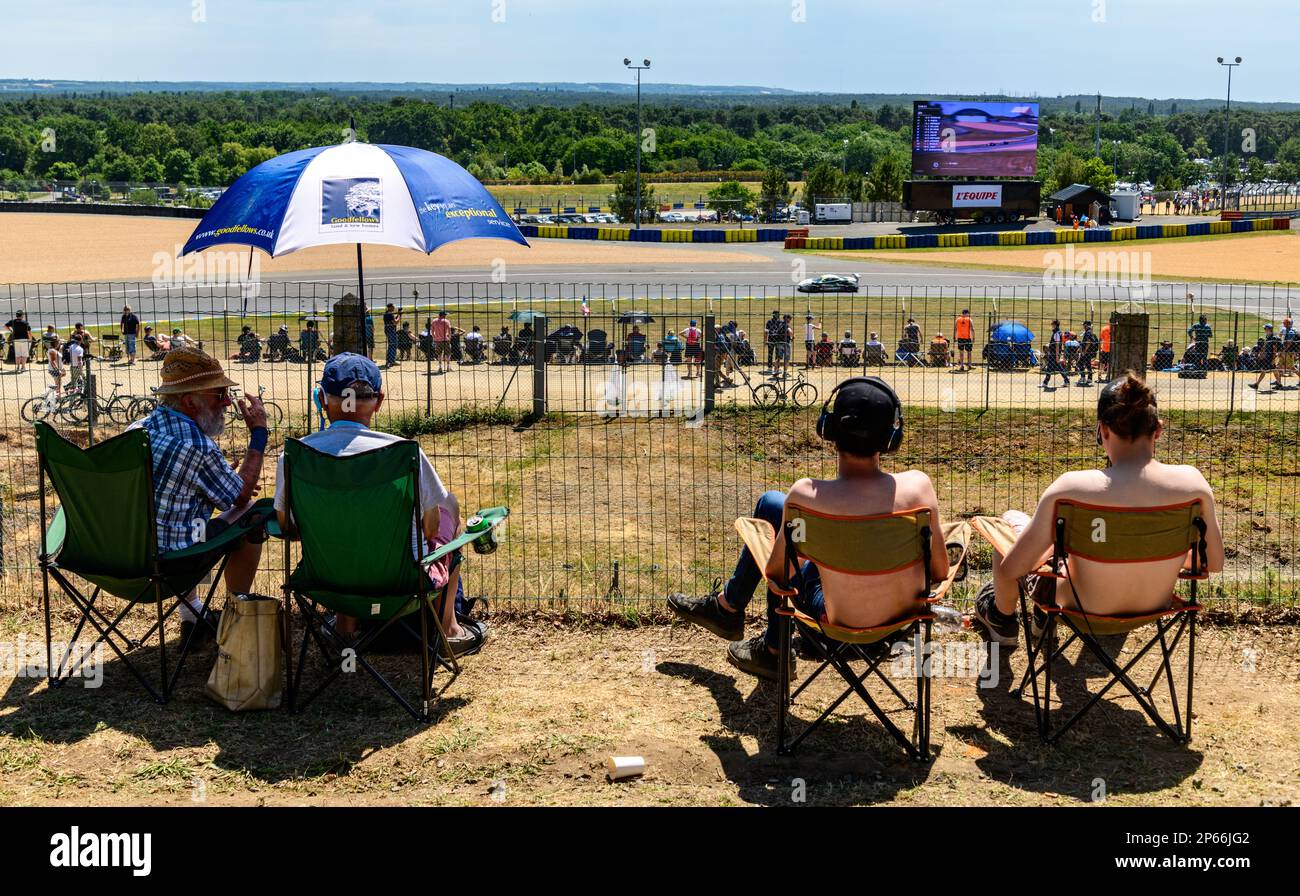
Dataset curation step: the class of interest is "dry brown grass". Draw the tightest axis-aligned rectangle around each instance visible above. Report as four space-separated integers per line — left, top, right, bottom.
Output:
1 609 1296 806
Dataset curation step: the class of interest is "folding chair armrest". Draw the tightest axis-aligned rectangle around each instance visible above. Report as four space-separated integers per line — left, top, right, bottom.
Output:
420 506 509 566
733 516 800 597
161 498 275 562
970 515 1018 557
929 522 972 602
43 507 67 557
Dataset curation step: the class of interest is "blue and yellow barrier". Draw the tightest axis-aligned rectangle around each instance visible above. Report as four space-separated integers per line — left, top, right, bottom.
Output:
516 217 1289 249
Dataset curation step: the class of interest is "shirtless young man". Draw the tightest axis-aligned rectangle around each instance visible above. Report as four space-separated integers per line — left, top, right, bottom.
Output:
667 377 948 680
973 372 1225 646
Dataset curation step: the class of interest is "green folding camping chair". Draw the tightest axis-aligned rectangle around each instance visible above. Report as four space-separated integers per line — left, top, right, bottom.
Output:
35 421 275 703
734 505 970 760
1012 499 1208 744
279 437 508 722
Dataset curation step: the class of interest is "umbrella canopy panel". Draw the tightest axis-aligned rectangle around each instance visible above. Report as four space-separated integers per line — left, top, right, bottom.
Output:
183 142 527 258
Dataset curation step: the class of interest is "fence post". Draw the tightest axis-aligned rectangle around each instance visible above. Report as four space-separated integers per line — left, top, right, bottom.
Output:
533 314 547 417
703 313 715 415
1225 311 1239 425
85 353 96 446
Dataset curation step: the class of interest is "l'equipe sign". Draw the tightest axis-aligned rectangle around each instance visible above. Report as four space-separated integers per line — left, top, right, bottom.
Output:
952 185 1003 208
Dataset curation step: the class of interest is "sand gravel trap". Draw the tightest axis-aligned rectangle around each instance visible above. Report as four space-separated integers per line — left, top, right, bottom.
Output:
823 231 1300 284
0 213 766 282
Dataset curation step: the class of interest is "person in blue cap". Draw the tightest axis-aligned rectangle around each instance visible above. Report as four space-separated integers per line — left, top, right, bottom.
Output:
272 353 488 655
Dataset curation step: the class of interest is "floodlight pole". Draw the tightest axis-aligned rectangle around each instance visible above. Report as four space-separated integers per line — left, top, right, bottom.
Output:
625 58 651 229
1217 57 1242 201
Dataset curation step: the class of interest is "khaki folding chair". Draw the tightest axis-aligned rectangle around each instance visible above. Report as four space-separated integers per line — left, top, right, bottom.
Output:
735 506 969 760
973 500 1208 744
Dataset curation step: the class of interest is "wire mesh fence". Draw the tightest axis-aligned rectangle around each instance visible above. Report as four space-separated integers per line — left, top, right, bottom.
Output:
2 279 1297 612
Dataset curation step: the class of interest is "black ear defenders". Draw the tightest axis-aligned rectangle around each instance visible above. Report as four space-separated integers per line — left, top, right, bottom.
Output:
816 376 904 454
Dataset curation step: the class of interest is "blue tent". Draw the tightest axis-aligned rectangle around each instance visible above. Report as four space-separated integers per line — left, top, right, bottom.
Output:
985 320 1039 369
989 320 1035 344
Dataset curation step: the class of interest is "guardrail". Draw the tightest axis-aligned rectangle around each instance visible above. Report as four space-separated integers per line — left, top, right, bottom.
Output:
517 217 1291 247
787 217 1290 250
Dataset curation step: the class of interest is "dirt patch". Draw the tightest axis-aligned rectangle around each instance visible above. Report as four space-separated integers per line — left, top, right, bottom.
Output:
1 613 1296 806
0 213 767 282
818 231 1300 285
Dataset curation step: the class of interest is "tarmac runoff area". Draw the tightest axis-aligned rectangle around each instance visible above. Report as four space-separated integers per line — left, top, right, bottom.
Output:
1 212 1296 419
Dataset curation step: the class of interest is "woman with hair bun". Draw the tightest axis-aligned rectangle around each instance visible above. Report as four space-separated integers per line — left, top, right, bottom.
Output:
973 372 1225 646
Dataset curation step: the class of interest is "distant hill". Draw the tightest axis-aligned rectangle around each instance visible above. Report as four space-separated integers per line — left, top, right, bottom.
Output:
3 79 1297 113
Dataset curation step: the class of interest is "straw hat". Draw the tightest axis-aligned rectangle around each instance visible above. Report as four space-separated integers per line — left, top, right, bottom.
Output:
154 346 237 395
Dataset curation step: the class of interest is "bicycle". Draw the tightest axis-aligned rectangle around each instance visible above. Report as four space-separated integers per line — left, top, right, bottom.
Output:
226 385 285 431
751 369 818 408
63 380 142 425
20 383 84 424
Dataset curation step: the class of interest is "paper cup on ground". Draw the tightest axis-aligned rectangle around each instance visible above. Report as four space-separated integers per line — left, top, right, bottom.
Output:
606 755 645 780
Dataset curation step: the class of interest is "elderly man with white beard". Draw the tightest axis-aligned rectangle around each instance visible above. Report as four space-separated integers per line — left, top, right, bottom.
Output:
128 347 269 645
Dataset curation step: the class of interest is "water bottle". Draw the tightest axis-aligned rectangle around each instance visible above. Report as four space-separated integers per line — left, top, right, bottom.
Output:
931 605 967 634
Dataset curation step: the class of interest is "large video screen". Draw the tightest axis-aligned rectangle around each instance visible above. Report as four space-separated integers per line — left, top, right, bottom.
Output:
912 101 1039 177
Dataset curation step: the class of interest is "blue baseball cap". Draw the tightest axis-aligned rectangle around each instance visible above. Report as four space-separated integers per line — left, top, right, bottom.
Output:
319 352 382 397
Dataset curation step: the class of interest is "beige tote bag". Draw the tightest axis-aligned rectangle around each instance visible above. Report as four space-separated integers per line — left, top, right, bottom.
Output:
205 595 284 711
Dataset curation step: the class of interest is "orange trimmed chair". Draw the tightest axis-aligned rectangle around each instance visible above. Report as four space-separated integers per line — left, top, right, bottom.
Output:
735 505 969 760
973 499 1208 745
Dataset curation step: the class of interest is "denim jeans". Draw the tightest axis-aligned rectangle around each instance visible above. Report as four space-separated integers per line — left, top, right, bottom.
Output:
385 327 398 365
725 489 826 650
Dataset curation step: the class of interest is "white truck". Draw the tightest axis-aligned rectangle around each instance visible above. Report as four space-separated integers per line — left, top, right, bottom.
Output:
814 202 852 224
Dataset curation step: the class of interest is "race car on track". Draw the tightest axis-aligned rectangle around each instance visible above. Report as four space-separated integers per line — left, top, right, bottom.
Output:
796 273 860 293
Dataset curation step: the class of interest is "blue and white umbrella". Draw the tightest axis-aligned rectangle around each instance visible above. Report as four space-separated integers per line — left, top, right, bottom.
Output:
182 141 527 357
184 141 527 258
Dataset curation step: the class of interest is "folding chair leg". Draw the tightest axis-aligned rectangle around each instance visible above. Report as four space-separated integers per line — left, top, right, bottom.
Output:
418 589 432 722
829 650 919 760
1186 613 1196 742
42 566 54 690
1155 620 1184 738
1047 619 1184 744
1043 615 1054 741
777 612 792 756
915 622 931 760
1018 590 1047 738
156 584 169 702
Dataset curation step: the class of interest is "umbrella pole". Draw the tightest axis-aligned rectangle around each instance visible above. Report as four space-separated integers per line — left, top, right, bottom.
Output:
356 243 368 358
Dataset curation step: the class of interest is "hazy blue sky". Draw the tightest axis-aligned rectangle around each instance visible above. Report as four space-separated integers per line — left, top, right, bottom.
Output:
5 0 1297 102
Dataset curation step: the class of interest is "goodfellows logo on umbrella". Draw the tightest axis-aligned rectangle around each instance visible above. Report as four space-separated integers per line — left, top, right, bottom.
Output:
321 177 383 231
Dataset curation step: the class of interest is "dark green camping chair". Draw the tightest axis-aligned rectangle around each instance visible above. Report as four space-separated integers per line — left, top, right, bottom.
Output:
279 437 508 722
735 506 970 761
1012 499 1208 744
35 421 275 703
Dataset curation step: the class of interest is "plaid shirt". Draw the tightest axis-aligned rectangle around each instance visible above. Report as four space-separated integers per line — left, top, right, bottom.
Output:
129 405 243 552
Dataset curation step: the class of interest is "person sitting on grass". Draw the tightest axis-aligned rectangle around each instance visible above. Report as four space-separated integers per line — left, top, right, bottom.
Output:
128 347 269 646
972 373 1224 648
273 353 488 656
236 325 262 363
667 377 948 680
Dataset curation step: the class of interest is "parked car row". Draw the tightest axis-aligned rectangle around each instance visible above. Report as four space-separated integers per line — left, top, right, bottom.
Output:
517 212 621 225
